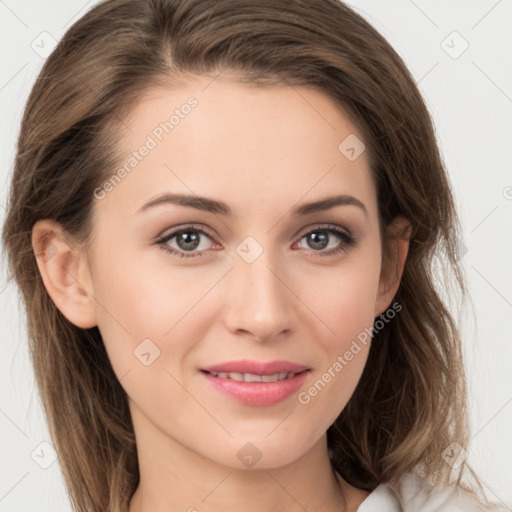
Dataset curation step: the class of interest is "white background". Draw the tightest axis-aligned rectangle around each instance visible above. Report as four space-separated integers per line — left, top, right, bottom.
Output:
1 0 511 510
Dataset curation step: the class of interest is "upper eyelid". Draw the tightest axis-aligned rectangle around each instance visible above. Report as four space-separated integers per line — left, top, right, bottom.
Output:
157 223 216 240
298 223 352 237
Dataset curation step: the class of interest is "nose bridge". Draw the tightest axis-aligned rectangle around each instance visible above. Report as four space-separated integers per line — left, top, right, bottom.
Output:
223 237 293 340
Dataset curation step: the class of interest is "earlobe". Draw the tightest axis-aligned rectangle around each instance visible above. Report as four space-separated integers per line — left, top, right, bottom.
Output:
32 219 97 329
374 216 411 317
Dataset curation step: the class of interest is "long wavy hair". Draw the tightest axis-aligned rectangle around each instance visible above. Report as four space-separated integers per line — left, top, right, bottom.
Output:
1 0 493 510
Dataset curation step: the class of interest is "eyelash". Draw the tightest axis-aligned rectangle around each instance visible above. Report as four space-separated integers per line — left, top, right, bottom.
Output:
155 223 357 259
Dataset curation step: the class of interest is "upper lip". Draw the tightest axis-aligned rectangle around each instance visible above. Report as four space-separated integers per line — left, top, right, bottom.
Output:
201 360 310 375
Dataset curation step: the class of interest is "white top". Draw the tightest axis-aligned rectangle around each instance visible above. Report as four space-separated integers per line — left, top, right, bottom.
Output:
355 471 506 511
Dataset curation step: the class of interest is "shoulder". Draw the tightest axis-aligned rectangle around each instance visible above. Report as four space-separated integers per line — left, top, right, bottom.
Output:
356 471 507 512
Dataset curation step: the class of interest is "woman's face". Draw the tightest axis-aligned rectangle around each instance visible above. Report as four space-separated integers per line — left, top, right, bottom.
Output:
74 74 404 470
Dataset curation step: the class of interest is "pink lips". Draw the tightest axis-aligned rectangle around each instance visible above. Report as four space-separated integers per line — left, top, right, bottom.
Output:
200 359 311 406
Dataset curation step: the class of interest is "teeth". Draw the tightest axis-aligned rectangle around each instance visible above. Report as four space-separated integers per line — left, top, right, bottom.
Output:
209 371 296 382
244 372 262 382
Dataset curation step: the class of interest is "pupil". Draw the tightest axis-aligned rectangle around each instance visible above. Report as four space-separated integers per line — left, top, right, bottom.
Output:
178 231 200 250
309 232 328 250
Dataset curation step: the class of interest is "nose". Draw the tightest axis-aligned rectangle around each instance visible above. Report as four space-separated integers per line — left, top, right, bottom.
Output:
221 247 295 342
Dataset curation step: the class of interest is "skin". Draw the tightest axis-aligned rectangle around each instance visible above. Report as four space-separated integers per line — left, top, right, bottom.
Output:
32 72 410 512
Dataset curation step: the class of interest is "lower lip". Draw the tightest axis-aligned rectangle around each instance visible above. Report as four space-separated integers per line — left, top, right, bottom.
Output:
201 370 310 406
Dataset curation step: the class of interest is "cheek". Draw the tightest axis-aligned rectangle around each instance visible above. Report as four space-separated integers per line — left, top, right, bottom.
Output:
298 250 379 407
87 245 167 373
333 271 379 335
305 251 381 341
299 269 378 425
89 244 217 377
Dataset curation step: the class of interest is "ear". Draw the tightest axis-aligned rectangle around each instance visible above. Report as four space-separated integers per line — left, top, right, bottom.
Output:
374 216 411 317
32 219 97 329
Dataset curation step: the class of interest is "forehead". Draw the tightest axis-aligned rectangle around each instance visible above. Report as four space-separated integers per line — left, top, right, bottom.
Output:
96 74 377 221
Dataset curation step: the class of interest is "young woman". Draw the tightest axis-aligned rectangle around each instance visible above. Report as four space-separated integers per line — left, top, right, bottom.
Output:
2 0 507 510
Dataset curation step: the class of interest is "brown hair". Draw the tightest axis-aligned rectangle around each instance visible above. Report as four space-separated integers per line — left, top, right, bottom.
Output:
1 0 493 510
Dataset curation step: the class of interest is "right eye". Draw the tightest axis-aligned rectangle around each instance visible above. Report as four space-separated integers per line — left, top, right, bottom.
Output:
155 224 218 258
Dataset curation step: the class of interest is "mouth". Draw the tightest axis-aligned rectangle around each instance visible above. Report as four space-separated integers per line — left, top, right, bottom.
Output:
199 362 311 406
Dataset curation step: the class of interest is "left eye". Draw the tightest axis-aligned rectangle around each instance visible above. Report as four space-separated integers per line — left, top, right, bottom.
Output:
294 226 356 256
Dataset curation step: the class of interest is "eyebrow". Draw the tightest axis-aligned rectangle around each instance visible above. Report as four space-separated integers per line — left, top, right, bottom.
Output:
136 192 368 218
